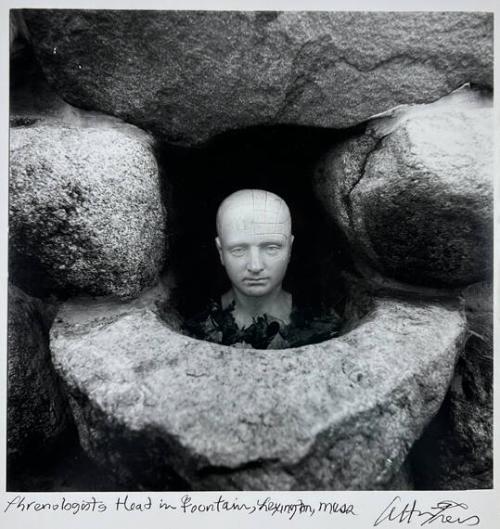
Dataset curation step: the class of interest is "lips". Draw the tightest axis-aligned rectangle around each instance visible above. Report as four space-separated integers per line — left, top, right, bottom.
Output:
243 278 268 284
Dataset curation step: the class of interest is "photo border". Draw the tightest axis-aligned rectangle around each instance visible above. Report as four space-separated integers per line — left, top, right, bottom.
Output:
1 1 498 527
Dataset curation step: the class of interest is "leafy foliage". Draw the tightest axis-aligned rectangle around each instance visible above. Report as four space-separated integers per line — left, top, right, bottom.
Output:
184 300 341 349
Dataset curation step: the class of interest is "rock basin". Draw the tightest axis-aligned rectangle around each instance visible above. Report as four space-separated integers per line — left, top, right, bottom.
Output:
50 281 466 490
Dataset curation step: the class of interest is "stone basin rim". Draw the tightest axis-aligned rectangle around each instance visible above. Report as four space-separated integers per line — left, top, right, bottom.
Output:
50 287 465 471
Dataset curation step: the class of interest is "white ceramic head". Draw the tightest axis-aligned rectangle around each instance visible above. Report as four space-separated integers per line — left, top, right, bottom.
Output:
215 189 294 299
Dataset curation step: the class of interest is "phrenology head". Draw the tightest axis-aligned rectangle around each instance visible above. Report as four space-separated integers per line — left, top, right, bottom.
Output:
215 189 294 297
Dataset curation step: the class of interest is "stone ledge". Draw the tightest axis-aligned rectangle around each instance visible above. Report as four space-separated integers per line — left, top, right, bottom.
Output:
50 283 466 490
23 10 492 146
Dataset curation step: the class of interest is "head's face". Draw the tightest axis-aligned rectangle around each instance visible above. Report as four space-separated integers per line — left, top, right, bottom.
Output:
215 190 294 299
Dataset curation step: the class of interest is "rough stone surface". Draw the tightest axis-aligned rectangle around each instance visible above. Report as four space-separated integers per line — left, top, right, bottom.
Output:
314 88 493 288
10 38 119 128
9 118 167 299
50 281 466 490
411 282 493 489
8 285 71 464
22 10 493 146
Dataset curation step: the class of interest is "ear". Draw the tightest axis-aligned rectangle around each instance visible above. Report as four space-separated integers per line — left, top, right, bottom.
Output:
215 237 224 265
287 235 294 260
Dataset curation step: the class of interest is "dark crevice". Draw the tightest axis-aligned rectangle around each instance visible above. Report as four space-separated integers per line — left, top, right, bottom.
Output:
157 123 363 322
196 457 282 478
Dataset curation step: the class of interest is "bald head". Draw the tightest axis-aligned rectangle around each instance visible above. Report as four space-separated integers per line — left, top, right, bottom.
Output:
216 189 292 240
215 189 294 302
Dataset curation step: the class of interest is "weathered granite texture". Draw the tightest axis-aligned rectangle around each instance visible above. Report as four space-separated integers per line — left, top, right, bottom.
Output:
50 282 466 490
314 88 493 288
8 285 71 464
22 10 492 145
9 118 166 299
411 282 493 489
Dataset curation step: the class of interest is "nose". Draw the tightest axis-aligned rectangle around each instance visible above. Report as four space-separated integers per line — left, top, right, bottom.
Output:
247 247 264 273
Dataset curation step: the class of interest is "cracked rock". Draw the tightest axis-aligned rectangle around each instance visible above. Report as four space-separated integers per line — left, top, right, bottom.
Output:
21 10 493 146
314 87 493 288
50 281 466 490
9 118 166 299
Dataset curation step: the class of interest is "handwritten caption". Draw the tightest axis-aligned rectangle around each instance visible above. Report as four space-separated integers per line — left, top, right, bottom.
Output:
3 494 355 520
2 494 482 526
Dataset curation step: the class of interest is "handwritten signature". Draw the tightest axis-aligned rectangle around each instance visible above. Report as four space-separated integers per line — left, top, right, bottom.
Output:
374 496 480 527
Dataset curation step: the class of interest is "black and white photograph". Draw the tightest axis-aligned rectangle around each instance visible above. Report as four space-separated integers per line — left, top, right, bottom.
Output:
5 3 494 503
